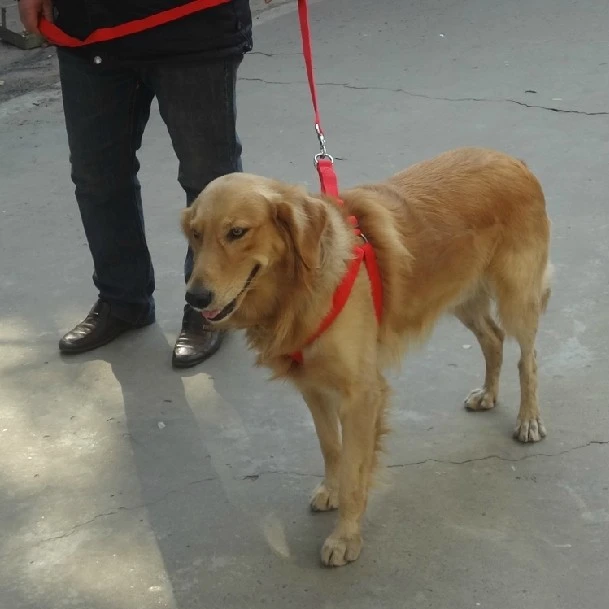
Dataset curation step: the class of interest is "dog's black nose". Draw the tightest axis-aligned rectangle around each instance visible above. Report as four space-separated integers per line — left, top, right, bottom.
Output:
185 285 214 309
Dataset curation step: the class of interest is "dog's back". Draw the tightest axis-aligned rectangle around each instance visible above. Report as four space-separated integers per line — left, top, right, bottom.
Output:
341 147 551 365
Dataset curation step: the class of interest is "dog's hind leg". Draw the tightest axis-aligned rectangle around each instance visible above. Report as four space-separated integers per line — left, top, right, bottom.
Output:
512 325 545 442
493 260 551 442
454 290 505 411
370 371 391 476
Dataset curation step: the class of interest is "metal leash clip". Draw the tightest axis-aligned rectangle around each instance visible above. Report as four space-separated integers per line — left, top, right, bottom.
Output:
314 123 334 166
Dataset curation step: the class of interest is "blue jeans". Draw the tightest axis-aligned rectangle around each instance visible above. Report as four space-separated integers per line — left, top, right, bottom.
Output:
58 50 243 325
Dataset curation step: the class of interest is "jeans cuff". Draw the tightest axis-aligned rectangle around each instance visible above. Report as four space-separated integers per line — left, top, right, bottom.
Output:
105 298 156 326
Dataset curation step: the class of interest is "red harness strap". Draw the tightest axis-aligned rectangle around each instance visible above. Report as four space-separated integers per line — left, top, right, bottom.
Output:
290 0 383 364
38 0 231 48
290 233 383 365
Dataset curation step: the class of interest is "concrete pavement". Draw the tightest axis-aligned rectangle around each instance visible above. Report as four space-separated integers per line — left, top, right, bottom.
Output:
1 0 608 607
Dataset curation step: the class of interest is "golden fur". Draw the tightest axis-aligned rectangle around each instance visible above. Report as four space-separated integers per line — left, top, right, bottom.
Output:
182 147 552 567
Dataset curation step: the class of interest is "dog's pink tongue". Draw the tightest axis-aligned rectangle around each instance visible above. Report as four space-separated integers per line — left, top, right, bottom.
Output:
202 310 219 320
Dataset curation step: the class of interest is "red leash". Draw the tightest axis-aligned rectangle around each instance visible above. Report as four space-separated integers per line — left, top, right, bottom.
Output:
290 0 383 364
296 0 339 197
39 0 231 47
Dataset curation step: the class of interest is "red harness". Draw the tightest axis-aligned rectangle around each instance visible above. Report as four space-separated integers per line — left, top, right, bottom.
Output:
289 217 383 364
289 0 383 365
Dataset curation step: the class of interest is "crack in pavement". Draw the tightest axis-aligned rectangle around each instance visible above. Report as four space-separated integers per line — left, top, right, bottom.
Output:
243 439 609 479
386 439 609 469
15 441 608 550
240 77 608 116
242 470 323 480
28 475 218 548
248 51 300 57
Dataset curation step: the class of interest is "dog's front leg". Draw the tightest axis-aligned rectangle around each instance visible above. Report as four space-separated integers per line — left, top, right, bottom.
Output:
320 382 381 567
302 388 341 512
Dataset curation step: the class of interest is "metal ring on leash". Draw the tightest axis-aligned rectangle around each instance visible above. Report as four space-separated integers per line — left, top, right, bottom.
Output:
314 123 334 166
314 152 335 166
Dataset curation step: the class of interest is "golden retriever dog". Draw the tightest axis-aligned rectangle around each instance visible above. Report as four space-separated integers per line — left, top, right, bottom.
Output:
181 147 552 567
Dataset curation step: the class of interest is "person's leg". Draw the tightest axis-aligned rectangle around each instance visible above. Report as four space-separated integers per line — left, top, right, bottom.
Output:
148 57 243 367
57 50 156 353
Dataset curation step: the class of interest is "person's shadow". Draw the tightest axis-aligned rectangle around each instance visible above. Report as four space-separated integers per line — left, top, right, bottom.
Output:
68 324 320 606
59 324 247 603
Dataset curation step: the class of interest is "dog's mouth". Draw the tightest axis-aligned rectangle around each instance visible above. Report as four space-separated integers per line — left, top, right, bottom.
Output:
201 264 261 323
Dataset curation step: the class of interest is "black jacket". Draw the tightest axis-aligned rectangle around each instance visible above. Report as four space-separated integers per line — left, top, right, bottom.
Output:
52 0 252 61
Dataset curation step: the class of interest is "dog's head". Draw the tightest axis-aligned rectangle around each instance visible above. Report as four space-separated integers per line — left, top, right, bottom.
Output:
181 173 328 326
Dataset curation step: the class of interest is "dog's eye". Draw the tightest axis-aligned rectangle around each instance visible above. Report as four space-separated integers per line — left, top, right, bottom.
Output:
227 227 248 241
192 230 202 241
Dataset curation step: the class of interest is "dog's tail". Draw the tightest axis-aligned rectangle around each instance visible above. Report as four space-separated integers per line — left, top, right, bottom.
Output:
540 262 554 314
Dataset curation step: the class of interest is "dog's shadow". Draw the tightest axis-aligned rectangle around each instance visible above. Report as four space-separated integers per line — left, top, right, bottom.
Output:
192 330 334 568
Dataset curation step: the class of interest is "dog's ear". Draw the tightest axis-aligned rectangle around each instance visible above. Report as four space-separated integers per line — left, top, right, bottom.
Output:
181 206 195 237
273 195 327 286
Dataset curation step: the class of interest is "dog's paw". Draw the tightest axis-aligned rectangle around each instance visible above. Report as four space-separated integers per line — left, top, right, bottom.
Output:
310 482 339 512
464 387 496 411
514 417 547 443
320 532 362 567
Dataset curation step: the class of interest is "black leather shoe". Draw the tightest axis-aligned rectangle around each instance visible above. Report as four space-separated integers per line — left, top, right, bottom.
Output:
172 305 226 368
59 300 153 354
